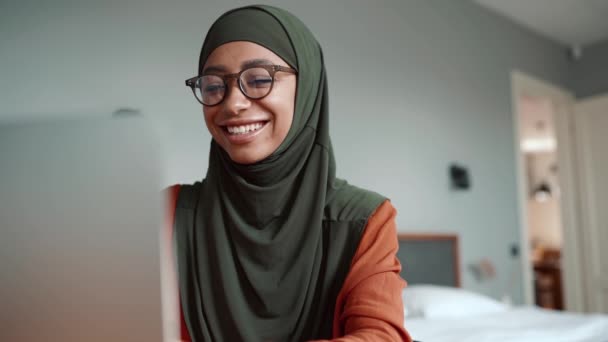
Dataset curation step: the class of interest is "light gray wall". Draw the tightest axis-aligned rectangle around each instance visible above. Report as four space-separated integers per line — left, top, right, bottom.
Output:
0 0 571 304
570 39 608 99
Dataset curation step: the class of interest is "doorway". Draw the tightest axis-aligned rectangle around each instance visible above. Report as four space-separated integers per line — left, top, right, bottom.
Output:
520 95 564 309
511 71 585 312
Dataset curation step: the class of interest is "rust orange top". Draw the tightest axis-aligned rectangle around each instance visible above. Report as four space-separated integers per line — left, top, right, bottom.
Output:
166 186 411 341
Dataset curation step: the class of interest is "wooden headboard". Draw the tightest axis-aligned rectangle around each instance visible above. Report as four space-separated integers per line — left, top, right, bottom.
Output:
396 233 461 287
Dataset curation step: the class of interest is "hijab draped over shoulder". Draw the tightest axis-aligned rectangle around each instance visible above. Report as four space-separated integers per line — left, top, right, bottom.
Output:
173 5 386 341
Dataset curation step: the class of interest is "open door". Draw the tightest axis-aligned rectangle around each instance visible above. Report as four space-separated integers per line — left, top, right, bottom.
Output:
574 94 608 313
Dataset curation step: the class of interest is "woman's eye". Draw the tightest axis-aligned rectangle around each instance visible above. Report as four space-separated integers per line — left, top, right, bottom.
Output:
246 77 272 88
203 84 225 94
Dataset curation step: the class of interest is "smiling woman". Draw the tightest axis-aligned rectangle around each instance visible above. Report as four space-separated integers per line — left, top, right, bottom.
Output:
197 41 297 164
169 5 412 342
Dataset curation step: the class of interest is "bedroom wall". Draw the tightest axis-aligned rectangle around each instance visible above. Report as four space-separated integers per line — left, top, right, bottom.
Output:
0 0 572 304
570 39 608 99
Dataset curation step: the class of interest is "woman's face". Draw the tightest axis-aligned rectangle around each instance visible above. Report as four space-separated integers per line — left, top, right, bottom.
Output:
201 41 297 164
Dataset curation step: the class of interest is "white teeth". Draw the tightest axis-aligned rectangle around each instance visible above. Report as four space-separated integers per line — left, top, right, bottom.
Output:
227 122 264 135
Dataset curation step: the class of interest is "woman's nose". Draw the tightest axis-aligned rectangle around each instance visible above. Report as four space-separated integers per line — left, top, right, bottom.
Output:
222 78 251 114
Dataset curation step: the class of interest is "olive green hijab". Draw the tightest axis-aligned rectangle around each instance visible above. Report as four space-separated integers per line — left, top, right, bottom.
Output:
174 5 385 341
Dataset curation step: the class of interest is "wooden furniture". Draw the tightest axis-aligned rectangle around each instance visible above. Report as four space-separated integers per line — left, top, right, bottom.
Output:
533 248 564 310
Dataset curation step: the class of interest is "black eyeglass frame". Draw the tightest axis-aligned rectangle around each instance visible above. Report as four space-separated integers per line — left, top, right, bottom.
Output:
185 65 297 106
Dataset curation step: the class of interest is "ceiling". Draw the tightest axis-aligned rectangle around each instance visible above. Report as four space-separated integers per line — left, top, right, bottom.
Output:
474 0 608 47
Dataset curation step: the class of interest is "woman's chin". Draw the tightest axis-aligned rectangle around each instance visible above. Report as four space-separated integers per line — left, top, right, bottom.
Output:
227 148 271 165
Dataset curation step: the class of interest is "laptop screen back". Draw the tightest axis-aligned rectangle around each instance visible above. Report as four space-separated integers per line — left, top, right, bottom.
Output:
0 117 169 341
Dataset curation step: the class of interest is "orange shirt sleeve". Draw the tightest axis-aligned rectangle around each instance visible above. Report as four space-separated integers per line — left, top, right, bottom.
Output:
164 185 192 342
310 200 412 342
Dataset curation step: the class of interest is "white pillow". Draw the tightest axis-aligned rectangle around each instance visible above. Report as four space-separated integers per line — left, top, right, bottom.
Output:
402 284 507 319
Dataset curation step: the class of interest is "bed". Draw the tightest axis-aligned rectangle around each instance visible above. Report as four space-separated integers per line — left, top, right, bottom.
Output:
397 233 608 342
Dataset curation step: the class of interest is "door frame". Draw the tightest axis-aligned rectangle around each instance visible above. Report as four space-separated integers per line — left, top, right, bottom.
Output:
510 70 585 311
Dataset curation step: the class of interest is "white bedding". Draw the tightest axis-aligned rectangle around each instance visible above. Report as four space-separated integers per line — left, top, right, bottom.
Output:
405 306 608 342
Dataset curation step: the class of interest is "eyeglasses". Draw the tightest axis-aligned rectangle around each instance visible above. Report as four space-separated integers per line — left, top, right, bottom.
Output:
185 65 297 106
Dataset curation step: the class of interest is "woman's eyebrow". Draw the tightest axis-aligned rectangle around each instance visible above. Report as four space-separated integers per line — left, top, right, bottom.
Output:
202 59 273 75
202 65 227 74
241 58 273 69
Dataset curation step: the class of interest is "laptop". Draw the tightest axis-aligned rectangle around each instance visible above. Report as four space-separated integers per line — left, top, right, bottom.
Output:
0 117 178 341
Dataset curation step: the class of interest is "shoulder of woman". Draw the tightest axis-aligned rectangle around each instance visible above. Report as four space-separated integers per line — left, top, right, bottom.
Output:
164 180 206 210
324 178 388 223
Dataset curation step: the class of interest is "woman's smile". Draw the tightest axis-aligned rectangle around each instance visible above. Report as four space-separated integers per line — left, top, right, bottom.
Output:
220 120 270 145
